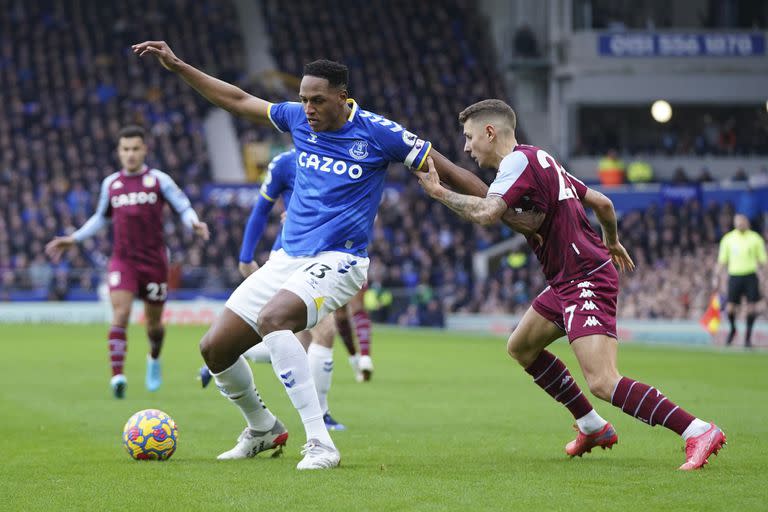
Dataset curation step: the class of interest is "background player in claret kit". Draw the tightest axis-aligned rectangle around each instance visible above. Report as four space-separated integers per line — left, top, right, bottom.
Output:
45 125 209 399
199 148 348 430
335 287 374 381
133 39 514 469
416 99 726 471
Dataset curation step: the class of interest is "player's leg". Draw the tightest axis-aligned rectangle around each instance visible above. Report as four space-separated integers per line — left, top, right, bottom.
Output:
725 275 740 345
258 251 368 469
137 269 169 392
334 305 362 381
200 308 287 459
744 274 761 348
200 256 301 460
105 260 139 398
348 287 374 381
571 334 725 469
143 301 165 391
306 315 345 430
257 289 339 468
296 329 314 350
199 324 316 390
200 328 312 389
108 289 133 398
745 302 757 348
508 297 613 456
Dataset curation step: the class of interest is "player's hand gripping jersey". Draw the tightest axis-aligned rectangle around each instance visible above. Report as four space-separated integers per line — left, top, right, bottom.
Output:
268 100 431 257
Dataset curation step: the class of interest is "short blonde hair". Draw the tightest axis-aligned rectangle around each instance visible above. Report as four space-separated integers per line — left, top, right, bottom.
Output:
458 99 516 131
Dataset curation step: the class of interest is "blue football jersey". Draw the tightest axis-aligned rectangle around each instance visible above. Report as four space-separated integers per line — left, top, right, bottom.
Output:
259 149 296 251
268 99 432 256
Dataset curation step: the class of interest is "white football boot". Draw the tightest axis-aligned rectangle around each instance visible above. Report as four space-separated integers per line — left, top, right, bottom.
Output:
358 355 374 382
111 374 127 399
296 439 341 470
348 354 364 382
217 419 288 460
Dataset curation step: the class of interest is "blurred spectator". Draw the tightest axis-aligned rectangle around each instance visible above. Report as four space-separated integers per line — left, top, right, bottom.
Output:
513 24 540 58
598 149 625 186
732 168 749 181
671 167 690 184
696 167 715 183
626 156 653 184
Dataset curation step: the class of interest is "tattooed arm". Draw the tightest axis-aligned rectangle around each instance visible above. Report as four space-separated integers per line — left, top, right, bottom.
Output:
417 156 508 226
433 188 508 226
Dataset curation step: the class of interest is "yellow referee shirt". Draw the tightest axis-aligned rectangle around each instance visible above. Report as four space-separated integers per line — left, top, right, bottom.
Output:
718 229 767 276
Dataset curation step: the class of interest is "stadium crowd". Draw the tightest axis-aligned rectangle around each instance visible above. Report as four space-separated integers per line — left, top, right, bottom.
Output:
0 0 243 298
1 0 764 327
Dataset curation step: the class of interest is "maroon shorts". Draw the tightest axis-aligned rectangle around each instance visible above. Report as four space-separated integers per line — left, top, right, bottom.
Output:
532 261 618 342
107 258 169 303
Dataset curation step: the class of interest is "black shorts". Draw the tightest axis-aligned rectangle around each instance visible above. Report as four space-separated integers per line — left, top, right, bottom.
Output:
727 273 761 303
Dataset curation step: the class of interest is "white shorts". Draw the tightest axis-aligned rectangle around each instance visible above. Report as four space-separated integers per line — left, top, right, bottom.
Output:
226 249 369 332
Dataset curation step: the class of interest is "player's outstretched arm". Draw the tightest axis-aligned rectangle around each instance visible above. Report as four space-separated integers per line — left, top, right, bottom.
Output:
46 178 113 262
582 188 635 272
132 41 270 124
427 150 489 198
417 157 507 226
155 171 210 240
45 235 76 263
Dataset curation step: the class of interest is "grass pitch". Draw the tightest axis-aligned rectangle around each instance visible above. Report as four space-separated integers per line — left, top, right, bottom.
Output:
0 324 765 511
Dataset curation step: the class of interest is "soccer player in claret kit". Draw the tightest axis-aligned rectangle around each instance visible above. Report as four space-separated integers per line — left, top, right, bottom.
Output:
133 40 539 469
45 126 209 399
417 99 726 470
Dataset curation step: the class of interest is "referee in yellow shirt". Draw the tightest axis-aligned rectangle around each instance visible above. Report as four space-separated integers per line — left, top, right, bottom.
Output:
713 214 767 347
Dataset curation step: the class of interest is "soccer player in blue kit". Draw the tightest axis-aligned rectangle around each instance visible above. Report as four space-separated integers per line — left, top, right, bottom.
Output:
134 40 536 469
200 148 348 431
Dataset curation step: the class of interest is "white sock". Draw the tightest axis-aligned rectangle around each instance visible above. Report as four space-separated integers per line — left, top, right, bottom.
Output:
212 356 276 431
681 418 711 440
264 330 334 447
243 343 271 363
575 409 608 434
307 343 334 415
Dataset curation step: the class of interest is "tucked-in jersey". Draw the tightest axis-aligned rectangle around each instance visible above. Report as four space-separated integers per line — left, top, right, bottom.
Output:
488 144 610 285
239 149 296 262
267 99 432 256
73 166 197 266
718 229 767 276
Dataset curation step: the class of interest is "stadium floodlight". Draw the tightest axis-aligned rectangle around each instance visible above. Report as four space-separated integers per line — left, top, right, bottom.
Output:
651 100 672 123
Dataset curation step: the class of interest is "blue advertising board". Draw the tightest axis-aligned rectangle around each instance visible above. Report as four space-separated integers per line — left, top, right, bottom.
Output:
598 33 765 57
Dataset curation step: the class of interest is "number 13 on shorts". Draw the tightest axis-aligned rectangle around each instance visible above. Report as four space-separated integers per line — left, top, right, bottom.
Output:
282 252 370 329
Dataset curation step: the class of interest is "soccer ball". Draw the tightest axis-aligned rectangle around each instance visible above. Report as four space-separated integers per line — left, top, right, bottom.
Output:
122 409 179 460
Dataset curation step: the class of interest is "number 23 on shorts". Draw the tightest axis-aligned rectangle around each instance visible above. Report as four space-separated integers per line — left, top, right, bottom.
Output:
146 282 168 301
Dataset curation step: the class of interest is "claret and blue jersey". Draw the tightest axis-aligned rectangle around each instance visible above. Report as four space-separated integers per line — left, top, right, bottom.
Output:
267 99 432 257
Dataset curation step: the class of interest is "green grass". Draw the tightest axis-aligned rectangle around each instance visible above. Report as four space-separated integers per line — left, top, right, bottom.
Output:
0 324 766 511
